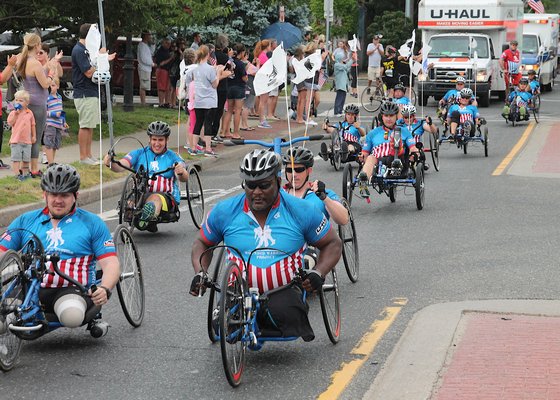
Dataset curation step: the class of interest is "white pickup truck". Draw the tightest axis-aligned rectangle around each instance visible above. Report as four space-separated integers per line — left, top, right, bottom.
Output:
418 0 524 107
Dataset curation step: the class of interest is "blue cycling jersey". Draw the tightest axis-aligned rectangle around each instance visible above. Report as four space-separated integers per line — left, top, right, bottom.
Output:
508 90 533 105
394 96 411 106
397 118 424 138
363 125 415 158
442 89 460 103
302 188 339 220
201 190 331 293
124 147 185 203
448 104 479 123
336 121 361 143
529 80 540 93
0 208 116 288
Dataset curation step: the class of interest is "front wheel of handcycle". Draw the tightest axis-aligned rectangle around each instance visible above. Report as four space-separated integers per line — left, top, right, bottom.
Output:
414 163 425 210
185 165 205 229
320 268 341 344
389 186 397 203
331 133 342 171
338 198 359 283
207 247 226 343
463 140 468 155
114 224 145 327
0 250 25 371
428 130 440 171
219 261 247 387
483 127 489 157
119 173 141 232
360 86 383 113
342 163 354 206
532 95 540 123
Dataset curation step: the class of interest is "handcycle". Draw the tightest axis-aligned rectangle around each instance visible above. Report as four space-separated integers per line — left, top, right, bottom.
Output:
342 132 425 211
503 95 538 126
199 244 340 387
224 134 359 283
321 118 363 171
0 224 144 371
439 118 488 157
403 117 440 172
108 136 205 231
361 75 417 113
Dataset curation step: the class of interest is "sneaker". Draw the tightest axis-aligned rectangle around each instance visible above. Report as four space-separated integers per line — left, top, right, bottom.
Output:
358 171 368 182
306 119 318 126
212 135 224 143
269 115 280 121
138 202 156 230
88 157 101 165
0 160 9 169
258 121 272 129
366 87 371 95
319 142 329 161
30 171 43 178
80 158 97 165
16 174 27 182
183 144 191 150
41 152 48 165
204 149 218 157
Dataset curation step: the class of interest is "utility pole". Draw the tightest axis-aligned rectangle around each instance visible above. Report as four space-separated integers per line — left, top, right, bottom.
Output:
324 0 334 52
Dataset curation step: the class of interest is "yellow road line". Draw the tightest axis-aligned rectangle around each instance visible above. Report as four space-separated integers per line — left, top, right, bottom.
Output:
317 298 408 400
492 121 536 176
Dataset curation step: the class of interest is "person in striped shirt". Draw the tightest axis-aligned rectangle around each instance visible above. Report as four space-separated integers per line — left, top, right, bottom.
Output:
0 164 119 337
44 77 68 165
103 121 188 232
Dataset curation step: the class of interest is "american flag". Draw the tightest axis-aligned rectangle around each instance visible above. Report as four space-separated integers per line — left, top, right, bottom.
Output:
317 70 328 89
528 0 545 14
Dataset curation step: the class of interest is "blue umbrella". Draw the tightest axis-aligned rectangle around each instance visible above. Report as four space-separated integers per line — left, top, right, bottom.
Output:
261 22 302 50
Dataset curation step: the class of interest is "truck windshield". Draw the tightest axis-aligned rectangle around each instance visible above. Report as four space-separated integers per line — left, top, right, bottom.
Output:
428 36 488 58
522 35 539 55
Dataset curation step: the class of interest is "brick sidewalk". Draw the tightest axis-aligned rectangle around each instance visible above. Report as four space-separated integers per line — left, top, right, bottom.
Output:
432 312 560 400
533 122 560 174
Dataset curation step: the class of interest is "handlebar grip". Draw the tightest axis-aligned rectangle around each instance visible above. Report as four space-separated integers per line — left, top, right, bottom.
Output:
308 134 330 141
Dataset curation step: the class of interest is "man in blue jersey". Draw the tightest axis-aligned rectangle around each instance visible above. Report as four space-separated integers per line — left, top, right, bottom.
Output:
527 70 540 95
104 121 188 232
320 103 366 162
502 77 533 121
446 88 480 141
0 164 120 337
282 146 349 226
190 150 341 340
358 101 419 184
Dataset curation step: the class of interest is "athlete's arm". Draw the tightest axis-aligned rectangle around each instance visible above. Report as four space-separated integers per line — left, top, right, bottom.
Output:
90 255 120 305
103 154 132 172
302 227 341 292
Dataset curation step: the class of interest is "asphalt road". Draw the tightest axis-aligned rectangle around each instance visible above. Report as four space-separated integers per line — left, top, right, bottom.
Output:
2 87 559 400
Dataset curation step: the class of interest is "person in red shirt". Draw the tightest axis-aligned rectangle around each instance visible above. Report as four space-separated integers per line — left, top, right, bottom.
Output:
500 40 521 98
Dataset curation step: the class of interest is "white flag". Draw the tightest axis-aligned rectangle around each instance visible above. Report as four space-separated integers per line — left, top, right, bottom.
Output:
470 37 478 49
254 43 287 96
348 34 359 52
411 61 422 76
85 24 101 66
291 49 322 85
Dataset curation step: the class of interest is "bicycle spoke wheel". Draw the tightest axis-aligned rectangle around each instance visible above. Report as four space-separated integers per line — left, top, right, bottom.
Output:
410 87 417 106
415 163 425 210
119 174 140 232
114 225 145 327
319 268 340 344
342 163 354 206
338 199 359 283
186 166 205 229
207 247 226 343
483 127 489 157
361 86 383 113
219 262 247 387
429 131 440 171
0 250 24 371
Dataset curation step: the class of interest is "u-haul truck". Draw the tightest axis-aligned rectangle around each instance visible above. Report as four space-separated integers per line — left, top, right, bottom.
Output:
418 0 524 107
522 13 559 91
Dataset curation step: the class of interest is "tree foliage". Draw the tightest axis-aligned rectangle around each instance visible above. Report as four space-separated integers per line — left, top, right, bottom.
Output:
308 0 359 38
367 10 415 50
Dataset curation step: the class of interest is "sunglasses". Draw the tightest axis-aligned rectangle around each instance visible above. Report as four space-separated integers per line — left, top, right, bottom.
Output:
38 51 45 55
244 180 274 190
285 166 307 174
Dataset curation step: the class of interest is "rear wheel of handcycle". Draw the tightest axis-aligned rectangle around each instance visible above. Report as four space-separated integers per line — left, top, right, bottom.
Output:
483 127 489 157
389 186 397 203
185 165 205 229
0 250 25 371
429 130 440 171
463 140 468 155
207 247 226 343
361 86 383 113
114 225 145 327
338 198 359 283
319 268 341 344
414 163 425 210
219 262 247 387
533 95 540 123
331 134 342 171
342 163 354 206
119 173 141 232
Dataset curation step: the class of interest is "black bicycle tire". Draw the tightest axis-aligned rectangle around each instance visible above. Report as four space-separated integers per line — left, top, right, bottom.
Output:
186 166 205 229
319 268 340 344
207 247 225 343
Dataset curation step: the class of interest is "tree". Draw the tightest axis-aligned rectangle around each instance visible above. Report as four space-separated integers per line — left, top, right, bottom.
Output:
367 10 415 50
308 0 359 38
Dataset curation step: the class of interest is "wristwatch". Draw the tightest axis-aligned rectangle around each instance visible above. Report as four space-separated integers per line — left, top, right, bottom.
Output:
99 285 112 299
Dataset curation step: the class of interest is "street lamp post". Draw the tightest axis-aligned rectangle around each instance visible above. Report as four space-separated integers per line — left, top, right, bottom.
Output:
123 34 134 112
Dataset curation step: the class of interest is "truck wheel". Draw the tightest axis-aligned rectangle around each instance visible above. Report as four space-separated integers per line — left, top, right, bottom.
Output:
479 92 490 108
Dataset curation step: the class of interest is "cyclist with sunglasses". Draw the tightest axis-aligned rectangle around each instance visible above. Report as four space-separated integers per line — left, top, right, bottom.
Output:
397 105 437 171
358 101 419 184
282 147 349 226
189 149 341 341
446 88 480 141
103 121 188 232
320 103 365 162
502 77 533 121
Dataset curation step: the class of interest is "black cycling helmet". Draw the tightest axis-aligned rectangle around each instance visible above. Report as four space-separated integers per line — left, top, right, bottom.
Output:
147 121 171 137
519 77 529 84
393 84 405 93
344 103 360 115
527 70 536 76
282 146 314 168
240 149 281 181
41 164 81 194
379 101 400 116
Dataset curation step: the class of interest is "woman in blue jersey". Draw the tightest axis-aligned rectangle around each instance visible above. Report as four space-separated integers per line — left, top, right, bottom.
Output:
397 104 437 171
282 146 349 226
320 103 365 162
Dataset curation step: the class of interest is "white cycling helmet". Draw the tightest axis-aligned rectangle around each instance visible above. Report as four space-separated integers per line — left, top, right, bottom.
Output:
401 104 417 117
92 70 111 85
456 76 466 84
460 88 473 98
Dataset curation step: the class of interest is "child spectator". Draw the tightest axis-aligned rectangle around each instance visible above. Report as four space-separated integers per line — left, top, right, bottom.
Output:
44 76 68 165
7 90 36 180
